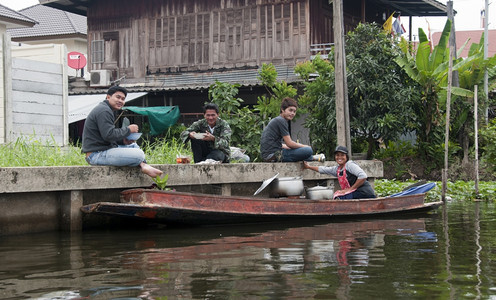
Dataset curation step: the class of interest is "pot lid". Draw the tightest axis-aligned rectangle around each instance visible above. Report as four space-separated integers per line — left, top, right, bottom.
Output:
253 173 279 196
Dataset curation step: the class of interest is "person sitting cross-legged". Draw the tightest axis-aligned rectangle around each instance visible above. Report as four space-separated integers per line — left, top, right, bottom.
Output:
82 86 163 178
180 103 232 163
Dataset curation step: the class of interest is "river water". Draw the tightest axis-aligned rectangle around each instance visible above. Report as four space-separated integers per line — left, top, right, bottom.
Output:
1 199 495 299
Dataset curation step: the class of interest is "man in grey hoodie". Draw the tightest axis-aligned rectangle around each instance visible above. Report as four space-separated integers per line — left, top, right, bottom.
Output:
82 86 162 178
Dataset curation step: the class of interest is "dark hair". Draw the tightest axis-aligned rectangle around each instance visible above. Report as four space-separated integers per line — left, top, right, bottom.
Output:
281 97 298 112
203 103 219 114
107 85 128 97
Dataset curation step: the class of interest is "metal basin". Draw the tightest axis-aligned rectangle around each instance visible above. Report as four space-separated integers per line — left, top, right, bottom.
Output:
306 186 334 200
269 177 304 198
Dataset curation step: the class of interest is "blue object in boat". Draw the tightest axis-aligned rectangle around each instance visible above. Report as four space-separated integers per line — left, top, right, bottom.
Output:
388 182 436 197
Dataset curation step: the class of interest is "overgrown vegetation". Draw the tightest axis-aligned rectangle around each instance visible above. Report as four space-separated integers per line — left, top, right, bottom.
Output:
0 134 192 167
375 179 496 202
0 135 87 167
295 23 421 159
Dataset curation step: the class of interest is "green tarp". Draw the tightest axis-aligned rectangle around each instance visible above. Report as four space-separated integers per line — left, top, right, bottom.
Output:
125 106 180 136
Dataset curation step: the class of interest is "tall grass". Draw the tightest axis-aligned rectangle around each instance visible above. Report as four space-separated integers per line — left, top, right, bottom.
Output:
0 135 192 167
0 135 86 167
142 137 192 164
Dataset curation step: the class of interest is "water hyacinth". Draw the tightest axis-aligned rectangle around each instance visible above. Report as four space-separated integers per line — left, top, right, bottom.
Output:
375 179 496 202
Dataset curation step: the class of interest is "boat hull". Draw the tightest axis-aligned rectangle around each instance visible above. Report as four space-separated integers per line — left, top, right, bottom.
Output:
80 189 443 225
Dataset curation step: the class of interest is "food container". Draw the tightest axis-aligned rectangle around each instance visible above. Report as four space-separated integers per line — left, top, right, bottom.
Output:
192 132 207 139
269 177 304 197
176 155 191 164
306 186 334 200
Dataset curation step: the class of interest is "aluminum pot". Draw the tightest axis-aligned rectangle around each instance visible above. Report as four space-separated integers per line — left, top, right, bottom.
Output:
269 177 304 197
306 186 334 200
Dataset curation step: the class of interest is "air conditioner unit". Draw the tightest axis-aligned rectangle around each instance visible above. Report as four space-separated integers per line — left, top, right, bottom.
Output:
90 70 111 87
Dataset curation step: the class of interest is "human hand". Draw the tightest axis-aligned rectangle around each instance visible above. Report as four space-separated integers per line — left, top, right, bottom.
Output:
128 124 138 133
123 138 134 145
189 131 196 139
203 131 215 141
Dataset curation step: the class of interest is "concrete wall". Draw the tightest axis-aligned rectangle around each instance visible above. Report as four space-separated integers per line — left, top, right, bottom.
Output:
0 24 10 144
9 44 68 146
15 39 87 77
0 161 383 236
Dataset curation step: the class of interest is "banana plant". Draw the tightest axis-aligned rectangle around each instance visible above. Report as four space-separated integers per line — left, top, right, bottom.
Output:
395 20 452 151
442 34 496 162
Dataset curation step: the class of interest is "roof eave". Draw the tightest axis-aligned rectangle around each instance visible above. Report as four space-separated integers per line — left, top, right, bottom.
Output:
0 16 36 29
11 32 87 42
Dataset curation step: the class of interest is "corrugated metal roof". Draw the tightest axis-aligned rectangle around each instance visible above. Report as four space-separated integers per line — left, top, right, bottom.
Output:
70 65 302 95
8 4 86 39
0 4 37 28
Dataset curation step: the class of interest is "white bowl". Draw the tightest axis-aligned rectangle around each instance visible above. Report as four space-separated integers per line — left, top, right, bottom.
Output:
192 133 207 139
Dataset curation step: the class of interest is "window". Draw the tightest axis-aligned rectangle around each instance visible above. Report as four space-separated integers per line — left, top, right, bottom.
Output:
91 40 104 63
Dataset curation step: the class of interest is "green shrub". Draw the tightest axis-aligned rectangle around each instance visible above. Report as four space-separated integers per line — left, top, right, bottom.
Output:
480 118 496 172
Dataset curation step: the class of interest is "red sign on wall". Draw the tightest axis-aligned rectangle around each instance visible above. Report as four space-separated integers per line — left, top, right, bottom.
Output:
67 52 87 70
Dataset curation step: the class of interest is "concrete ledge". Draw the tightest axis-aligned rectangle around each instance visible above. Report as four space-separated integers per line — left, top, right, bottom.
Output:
0 161 383 193
0 161 383 235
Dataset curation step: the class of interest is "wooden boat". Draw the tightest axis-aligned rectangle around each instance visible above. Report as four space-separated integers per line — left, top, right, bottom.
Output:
80 188 443 226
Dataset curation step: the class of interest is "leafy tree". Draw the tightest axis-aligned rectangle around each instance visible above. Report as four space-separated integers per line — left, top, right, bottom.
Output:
296 23 421 158
479 118 496 173
295 56 336 157
255 63 298 124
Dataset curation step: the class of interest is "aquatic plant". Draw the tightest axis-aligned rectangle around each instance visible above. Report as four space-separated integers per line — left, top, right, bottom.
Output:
152 174 170 190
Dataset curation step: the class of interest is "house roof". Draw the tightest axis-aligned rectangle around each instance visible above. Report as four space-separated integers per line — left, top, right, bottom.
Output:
8 4 86 40
0 4 37 29
372 0 448 17
432 29 496 58
40 0 448 17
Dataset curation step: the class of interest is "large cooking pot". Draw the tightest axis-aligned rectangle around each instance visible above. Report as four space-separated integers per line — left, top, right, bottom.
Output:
269 177 304 197
306 186 334 200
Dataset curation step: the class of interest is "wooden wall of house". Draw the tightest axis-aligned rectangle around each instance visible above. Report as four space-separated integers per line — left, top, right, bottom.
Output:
87 0 311 79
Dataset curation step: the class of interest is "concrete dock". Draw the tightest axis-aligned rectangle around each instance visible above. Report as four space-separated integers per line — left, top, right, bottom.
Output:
0 161 383 236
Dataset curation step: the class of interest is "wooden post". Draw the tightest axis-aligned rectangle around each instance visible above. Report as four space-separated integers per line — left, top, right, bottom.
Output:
474 85 479 196
333 0 351 152
447 1 459 87
484 0 489 124
442 44 454 202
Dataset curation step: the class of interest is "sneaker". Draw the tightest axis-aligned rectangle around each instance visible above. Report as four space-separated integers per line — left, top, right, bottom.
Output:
312 154 325 162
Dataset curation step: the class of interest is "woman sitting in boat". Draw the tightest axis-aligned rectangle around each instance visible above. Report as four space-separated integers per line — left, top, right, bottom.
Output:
303 146 376 199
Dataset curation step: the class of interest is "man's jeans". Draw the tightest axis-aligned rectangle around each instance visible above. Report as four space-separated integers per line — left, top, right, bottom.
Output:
86 144 145 167
282 147 313 162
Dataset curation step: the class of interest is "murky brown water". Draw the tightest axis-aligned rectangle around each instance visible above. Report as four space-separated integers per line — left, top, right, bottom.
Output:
1 200 495 299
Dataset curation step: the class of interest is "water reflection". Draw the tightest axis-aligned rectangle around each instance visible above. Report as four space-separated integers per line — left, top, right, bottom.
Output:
1 217 436 299
3 200 496 299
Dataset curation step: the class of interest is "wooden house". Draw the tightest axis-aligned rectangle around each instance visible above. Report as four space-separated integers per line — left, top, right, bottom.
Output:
41 0 447 85
40 0 448 138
